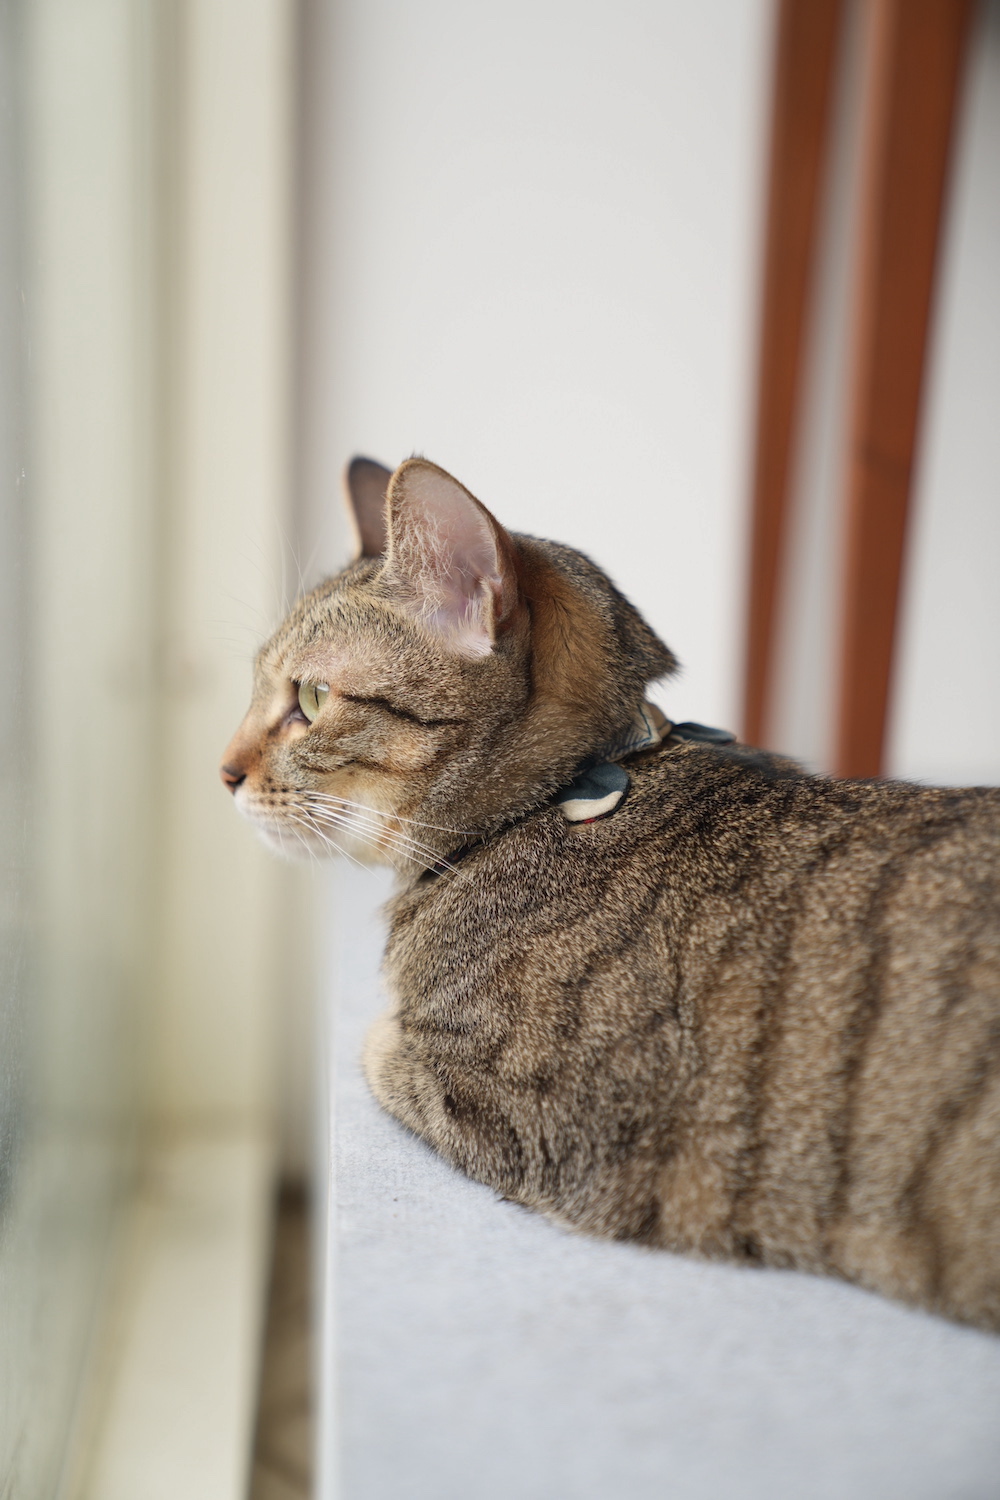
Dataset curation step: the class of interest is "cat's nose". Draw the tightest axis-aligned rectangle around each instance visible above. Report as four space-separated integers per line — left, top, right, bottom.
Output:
220 763 246 793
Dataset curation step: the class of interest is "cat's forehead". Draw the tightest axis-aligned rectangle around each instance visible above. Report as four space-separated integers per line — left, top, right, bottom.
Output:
253 571 450 689
256 619 375 686
256 566 367 659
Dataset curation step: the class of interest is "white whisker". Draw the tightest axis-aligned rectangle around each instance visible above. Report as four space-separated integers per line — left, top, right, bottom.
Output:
299 801 452 869
284 810 373 873
298 795 436 848
305 817 444 872
283 818 322 869
288 808 405 869
303 803 442 856
294 801 454 874
300 791 467 838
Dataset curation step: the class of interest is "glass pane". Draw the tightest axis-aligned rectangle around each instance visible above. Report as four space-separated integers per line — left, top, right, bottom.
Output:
0 1 155 1489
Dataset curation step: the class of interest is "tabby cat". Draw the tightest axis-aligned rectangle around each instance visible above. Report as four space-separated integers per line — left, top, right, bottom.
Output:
222 457 1000 1331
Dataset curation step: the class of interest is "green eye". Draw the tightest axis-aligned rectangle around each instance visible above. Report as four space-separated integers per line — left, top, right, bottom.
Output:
297 681 330 723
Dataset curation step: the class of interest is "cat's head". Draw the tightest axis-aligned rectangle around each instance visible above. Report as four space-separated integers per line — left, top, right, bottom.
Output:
220 457 676 870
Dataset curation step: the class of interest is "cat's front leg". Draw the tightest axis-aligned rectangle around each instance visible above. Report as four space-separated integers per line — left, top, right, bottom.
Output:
363 1007 528 1200
363 1006 438 1138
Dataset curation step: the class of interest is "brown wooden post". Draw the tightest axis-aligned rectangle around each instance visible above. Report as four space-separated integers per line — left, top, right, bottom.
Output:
835 0 972 778
743 0 844 747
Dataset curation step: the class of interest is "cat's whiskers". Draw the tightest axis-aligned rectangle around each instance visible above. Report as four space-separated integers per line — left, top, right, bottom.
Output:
284 810 374 874
319 815 447 874
263 814 322 869
303 805 446 866
302 790 468 838
286 820 322 868
302 802 451 867
300 798 462 869
296 792 448 856
241 784 452 870
287 803 421 868
295 799 453 873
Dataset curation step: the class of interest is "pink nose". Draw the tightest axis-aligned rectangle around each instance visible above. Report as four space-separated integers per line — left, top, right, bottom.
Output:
220 763 245 793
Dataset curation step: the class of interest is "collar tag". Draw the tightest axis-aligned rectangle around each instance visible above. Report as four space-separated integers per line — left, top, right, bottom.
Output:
555 760 630 823
556 701 668 824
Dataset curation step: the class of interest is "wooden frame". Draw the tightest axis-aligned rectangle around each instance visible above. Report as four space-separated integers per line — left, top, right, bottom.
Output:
743 0 844 748
835 0 972 776
745 0 972 776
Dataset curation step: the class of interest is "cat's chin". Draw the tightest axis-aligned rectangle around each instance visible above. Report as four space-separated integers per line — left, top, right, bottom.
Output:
249 817 389 868
249 821 326 862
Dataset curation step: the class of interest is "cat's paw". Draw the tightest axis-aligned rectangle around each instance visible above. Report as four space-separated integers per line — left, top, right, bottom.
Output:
362 1006 405 1103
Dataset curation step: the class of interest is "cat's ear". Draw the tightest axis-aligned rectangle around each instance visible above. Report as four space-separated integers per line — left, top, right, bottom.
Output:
384 459 519 657
343 456 393 557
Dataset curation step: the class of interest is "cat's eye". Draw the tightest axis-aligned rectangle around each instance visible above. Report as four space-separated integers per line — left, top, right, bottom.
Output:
297 681 330 723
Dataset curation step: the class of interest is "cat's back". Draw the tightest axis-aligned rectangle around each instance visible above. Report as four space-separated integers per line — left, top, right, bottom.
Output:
385 742 1000 1130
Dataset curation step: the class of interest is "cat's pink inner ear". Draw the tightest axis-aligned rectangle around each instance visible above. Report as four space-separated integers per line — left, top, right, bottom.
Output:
386 460 517 656
343 456 392 558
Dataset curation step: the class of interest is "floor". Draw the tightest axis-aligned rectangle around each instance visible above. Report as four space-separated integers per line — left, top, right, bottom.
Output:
249 1186 314 1500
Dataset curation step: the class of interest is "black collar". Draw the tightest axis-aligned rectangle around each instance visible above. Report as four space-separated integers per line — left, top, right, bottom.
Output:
422 710 734 880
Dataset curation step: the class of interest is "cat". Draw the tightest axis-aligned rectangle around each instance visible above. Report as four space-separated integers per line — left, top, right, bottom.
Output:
221 456 1000 1331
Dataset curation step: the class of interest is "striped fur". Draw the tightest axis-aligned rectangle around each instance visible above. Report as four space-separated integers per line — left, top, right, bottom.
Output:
223 459 1000 1330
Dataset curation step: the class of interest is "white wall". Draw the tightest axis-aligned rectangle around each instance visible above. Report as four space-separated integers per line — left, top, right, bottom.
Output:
889 0 1000 786
298 0 774 731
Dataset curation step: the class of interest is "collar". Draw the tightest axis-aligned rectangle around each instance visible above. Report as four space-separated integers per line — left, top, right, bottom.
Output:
425 704 735 877
555 705 736 823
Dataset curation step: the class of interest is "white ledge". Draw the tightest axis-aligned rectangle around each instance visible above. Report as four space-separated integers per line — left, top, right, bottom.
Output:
69 1126 275 1500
